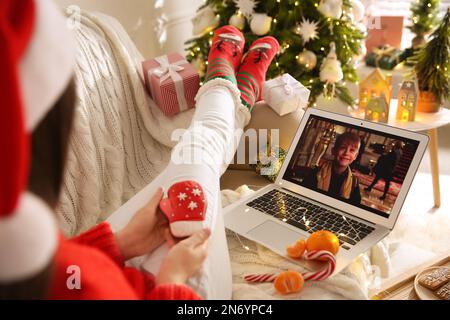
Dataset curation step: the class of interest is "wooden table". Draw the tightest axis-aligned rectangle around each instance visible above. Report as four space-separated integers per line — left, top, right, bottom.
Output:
371 252 450 300
352 100 450 208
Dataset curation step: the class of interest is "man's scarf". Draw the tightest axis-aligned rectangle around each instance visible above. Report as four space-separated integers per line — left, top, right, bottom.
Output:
316 161 353 199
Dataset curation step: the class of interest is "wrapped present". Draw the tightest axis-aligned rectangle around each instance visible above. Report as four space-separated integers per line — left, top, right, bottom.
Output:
143 53 200 117
262 74 310 116
365 46 405 70
365 16 404 53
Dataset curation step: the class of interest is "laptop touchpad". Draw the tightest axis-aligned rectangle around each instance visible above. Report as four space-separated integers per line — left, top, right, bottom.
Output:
247 220 305 253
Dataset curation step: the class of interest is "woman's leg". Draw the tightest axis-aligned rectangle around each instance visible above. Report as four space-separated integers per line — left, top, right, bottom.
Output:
153 84 247 299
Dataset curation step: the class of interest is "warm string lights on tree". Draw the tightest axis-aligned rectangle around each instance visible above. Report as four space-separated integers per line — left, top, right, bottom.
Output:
413 8 450 104
407 0 440 48
186 0 366 107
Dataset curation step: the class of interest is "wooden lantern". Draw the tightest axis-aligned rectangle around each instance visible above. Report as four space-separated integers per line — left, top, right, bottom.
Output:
365 94 390 123
396 80 418 121
359 68 392 111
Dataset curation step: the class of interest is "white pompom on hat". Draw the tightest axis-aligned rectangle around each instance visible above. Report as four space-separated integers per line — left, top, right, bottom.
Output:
0 0 75 283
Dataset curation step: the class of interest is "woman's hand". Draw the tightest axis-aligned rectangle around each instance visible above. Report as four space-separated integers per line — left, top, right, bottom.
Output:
155 228 211 285
115 188 169 261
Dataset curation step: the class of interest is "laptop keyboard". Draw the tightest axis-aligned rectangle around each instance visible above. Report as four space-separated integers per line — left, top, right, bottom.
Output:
246 189 375 248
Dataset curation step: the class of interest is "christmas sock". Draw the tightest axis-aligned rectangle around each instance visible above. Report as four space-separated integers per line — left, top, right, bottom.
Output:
236 36 279 111
204 25 245 85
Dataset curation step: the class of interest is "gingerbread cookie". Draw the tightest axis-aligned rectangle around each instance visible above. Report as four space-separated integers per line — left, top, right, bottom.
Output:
434 281 450 300
418 268 450 290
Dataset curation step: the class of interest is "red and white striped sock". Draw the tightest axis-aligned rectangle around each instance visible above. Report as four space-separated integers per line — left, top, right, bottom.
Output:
204 25 245 85
237 36 279 111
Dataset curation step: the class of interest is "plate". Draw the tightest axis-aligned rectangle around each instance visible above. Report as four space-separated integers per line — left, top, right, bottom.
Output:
414 266 450 300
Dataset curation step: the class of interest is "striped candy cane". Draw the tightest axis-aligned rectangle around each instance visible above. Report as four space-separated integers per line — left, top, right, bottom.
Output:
243 250 336 283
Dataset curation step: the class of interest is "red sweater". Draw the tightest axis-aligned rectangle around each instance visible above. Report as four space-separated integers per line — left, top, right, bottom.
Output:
48 222 201 300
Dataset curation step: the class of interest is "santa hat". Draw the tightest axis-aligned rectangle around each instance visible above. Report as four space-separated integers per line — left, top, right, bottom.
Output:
0 0 75 283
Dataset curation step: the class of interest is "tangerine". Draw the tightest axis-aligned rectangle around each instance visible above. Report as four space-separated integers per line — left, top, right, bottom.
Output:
274 270 304 295
286 239 306 259
306 230 339 255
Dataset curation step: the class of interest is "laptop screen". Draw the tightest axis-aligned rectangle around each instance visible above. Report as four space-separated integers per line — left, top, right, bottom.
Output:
282 114 420 218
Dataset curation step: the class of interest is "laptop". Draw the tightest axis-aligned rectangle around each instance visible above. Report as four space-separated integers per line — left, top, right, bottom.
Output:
224 108 429 274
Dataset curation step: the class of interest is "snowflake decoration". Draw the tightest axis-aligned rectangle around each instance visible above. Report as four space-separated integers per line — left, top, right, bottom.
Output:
296 19 319 43
192 188 201 196
188 201 198 210
233 0 258 19
177 192 187 201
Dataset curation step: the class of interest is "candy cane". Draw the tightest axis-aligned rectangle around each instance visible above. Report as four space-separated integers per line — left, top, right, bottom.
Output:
243 250 336 283
302 250 336 281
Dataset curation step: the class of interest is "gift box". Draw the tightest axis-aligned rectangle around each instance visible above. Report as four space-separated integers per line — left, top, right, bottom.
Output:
365 16 404 54
262 74 310 116
143 53 200 117
365 46 405 70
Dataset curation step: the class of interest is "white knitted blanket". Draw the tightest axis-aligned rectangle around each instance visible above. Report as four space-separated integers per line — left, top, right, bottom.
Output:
57 10 194 236
221 186 381 300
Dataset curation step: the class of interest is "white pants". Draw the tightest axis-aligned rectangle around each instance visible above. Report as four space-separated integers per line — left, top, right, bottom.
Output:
107 79 250 299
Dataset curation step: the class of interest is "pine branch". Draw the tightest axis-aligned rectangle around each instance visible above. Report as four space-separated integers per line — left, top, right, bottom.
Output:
414 8 450 103
407 0 440 36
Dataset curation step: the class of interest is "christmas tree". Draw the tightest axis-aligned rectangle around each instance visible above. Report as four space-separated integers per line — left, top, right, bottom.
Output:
407 0 440 48
186 0 366 107
414 8 450 104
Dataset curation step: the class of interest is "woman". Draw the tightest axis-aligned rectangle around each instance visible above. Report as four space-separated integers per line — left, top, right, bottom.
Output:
0 0 279 299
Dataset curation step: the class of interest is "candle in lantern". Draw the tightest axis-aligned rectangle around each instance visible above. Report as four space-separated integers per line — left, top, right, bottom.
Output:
373 112 379 122
401 109 409 121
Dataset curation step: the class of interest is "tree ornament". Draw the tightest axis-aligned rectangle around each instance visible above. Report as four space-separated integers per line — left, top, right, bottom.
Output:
357 40 367 58
229 12 246 30
318 0 343 20
297 50 317 70
320 42 343 98
233 0 258 19
296 19 319 43
349 0 365 23
320 42 343 83
355 22 367 36
250 13 272 36
191 6 219 36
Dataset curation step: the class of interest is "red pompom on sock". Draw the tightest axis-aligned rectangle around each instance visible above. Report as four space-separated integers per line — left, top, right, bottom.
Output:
159 181 207 238
204 25 245 85
236 36 279 111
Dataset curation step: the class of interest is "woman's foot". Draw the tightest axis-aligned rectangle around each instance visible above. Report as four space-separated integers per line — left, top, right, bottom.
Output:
204 25 245 85
236 36 279 111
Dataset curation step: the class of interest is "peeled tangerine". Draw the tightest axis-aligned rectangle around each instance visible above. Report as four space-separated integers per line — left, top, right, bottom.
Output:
286 239 306 259
306 230 340 255
274 270 304 295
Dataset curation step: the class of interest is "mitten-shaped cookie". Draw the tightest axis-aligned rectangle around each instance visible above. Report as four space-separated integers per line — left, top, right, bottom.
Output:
159 180 207 238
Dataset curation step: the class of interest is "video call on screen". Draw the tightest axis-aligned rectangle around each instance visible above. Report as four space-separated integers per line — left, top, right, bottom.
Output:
283 115 420 218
